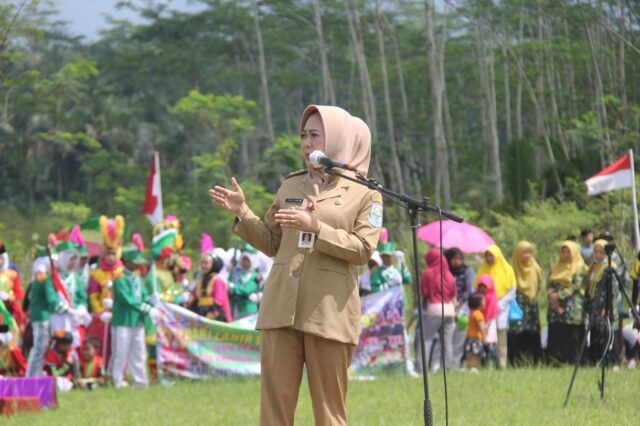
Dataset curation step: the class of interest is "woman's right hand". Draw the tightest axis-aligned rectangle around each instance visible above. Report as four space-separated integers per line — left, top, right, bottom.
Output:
210 177 248 215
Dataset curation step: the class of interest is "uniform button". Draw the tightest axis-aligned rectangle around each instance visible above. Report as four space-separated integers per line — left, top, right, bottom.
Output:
335 199 344 205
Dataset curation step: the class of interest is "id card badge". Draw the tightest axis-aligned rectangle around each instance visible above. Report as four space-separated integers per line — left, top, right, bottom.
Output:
298 232 316 249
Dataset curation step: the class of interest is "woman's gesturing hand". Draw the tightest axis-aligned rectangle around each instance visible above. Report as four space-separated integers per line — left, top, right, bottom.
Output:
274 208 321 234
210 177 248 215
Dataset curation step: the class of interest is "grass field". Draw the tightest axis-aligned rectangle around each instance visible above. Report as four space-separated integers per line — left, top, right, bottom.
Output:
9 367 638 425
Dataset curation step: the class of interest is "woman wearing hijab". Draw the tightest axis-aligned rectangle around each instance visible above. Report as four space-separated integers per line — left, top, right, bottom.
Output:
476 245 516 368
508 241 544 365
417 249 458 373
444 247 475 368
210 105 381 426
547 241 587 364
584 239 620 364
188 253 231 322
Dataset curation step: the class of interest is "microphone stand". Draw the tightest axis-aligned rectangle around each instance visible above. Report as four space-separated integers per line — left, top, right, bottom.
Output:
324 167 463 426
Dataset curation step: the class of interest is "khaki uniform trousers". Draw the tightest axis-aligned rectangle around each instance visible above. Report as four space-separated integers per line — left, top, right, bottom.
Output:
260 327 356 426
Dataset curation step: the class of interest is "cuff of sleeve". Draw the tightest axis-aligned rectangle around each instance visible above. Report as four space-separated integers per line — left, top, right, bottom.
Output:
232 209 259 234
316 221 331 242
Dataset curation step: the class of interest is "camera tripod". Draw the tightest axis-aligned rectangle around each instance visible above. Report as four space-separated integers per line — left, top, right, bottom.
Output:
564 246 640 407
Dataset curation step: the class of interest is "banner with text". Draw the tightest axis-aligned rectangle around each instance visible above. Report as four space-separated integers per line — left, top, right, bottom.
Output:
156 286 407 378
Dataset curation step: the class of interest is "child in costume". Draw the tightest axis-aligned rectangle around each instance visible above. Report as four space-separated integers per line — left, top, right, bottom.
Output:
145 247 179 304
26 246 67 377
228 245 261 318
0 241 25 331
476 274 500 368
464 293 486 372
111 244 159 389
69 225 91 297
51 241 90 348
77 337 105 389
0 311 26 377
189 253 231 322
370 242 403 293
87 215 125 369
44 330 78 391
358 251 382 297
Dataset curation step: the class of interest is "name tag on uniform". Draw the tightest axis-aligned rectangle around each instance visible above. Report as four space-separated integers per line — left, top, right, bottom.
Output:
285 198 304 205
298 232 316 249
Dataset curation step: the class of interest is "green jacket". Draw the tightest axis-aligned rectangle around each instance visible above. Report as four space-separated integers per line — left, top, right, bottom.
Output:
547 274 585 326
0 300 15 328
370 265 403 293
59 271 87 309
229 268 260 317
112 270 151 328
29 276 60 323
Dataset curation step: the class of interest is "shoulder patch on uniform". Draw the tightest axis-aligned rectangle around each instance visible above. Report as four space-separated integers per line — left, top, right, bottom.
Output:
285 170 308 180
368 202 383 228
371 192 382 203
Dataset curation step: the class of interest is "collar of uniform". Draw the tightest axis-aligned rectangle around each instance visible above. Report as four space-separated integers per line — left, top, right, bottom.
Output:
316 177 352 202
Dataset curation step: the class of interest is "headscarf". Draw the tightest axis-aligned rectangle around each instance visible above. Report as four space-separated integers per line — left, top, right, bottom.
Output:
300 105 372 194
0 253 8 272
510 241 544 301
475 244 516 299
585 239 615 299
549 240 588 287
444 247 465 276
57 248 79 274
421 249 456 304
239 252 254 272
477 274 498 321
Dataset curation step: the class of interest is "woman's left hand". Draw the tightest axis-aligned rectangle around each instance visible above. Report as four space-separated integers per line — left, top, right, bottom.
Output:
274 208 321 233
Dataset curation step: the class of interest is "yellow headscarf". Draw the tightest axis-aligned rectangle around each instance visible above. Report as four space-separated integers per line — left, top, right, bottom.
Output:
549 241 587 287
510 241 544 301
585 239 616 299
475 244 516 299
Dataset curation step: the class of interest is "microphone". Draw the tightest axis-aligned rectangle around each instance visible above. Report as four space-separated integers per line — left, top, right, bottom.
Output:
309 150 355 171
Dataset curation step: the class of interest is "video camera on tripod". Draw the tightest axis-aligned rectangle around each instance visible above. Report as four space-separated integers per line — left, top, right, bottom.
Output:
604 242 616 256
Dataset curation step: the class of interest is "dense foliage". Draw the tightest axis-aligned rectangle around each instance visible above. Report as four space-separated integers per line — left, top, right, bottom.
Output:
1 0 639 271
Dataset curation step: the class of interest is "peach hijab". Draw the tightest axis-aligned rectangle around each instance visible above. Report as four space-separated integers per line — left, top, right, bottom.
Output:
299 105 372 193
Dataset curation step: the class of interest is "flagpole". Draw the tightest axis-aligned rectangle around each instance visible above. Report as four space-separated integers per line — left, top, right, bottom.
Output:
152 151 164 384
629 149 640 252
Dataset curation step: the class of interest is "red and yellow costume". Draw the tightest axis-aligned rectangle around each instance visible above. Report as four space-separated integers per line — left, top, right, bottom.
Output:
0 242 25 329
86 215 124 367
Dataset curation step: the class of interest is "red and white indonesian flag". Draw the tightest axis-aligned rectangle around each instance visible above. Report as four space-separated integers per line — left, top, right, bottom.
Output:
143 151 164 225
586 152 634 196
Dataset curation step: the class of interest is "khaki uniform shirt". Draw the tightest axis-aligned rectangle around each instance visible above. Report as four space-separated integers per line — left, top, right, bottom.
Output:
233 171 382 344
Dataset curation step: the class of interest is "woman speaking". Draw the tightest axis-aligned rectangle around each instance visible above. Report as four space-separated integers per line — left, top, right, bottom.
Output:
210 105 382 425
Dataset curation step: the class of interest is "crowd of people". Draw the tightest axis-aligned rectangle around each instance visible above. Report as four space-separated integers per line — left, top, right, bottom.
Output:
1 214 640 392
358 229 640 373
0 215 269 391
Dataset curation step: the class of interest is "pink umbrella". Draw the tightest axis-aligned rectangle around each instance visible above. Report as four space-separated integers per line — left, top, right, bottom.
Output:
417 220 495 253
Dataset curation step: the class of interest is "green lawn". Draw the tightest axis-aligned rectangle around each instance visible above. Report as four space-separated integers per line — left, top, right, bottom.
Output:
9 367 638 425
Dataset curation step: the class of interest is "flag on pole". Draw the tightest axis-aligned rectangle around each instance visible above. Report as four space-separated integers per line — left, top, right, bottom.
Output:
143 151 164 225
586 150 640 251
585 152 633 195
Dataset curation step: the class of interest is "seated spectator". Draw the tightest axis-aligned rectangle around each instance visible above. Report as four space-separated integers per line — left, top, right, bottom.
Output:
77 337 105 390
0 323 26 376
44 330 78 392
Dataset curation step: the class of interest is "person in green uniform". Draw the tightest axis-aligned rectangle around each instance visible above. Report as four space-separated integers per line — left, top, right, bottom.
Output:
52 241 90 348
228 245 261 318
370 242 403 293
546 241 587 365
111 244 159 389
26 245 66 377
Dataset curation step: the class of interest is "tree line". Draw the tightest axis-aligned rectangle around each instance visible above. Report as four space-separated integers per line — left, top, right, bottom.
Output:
0 0 638 260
